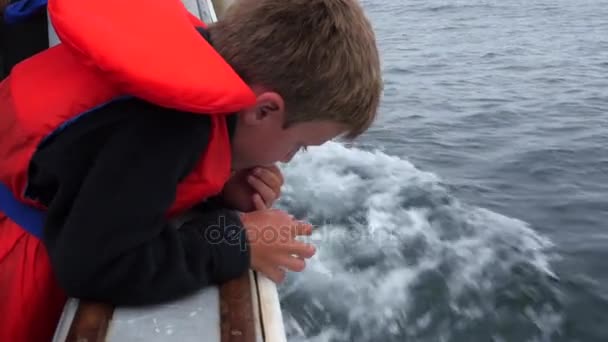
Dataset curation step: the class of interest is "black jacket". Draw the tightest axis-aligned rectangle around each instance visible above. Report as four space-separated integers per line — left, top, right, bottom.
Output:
26 98 250 305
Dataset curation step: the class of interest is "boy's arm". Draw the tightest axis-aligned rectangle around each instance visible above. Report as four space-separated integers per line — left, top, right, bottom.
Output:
42 109 250 306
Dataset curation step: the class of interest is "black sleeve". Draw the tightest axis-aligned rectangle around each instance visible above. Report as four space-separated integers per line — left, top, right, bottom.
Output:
43 108 250 306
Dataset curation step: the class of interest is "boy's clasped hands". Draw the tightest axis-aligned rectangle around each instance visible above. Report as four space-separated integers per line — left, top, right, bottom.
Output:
220 165 315 283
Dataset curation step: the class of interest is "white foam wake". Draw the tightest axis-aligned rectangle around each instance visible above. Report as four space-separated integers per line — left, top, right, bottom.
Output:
275 142 560 342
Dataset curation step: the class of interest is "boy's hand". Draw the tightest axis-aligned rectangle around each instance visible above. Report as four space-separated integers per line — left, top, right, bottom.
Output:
221 165 284 212
240 209 315 283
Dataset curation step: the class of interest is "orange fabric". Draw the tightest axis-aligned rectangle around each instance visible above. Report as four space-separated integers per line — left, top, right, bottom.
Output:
2 65 234 217
1 50 117 202
0 214 67 342
1 0 252 212
47 0 257 113
169 112 232 216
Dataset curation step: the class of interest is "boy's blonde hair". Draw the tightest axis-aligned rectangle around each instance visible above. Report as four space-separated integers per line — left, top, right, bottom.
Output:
208 0 382 139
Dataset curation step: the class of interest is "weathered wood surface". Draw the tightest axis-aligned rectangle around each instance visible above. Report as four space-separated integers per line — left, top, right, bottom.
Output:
54 273 257 342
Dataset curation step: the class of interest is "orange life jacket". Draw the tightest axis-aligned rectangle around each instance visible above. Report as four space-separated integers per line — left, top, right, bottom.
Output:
0 0 256 235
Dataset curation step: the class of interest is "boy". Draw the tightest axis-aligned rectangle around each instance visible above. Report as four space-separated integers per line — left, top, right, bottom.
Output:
0 0 382 341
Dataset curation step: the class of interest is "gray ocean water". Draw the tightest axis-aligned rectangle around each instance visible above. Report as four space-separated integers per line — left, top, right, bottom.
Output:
276 0 608 341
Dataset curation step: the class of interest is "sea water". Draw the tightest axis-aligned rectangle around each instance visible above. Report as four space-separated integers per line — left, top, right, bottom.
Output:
277 1 608 341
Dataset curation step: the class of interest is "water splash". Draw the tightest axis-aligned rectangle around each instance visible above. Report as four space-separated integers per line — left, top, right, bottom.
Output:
276 142 562 342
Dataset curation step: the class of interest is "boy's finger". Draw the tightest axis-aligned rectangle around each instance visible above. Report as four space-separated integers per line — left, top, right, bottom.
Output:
280 255 306 272
253 193 267 211
257 165 284 186
248 175 277 205
253 167 283 190
268 164 284 184
282 242 316 259
292 223 313 237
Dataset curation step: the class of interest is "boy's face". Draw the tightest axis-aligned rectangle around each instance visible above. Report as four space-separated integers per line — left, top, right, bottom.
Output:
230 90 346 170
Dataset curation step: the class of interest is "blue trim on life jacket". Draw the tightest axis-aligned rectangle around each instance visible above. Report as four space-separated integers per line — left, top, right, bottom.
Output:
0 182 45 238
40 96 131 145
0 97 131 238
3 0 48 25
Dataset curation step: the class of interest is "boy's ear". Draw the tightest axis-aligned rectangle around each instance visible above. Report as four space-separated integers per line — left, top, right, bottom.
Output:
256 91 285 120
240 91 285 126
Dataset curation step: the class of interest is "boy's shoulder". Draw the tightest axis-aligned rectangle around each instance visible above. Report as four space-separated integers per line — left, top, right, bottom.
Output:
47 97 214 147
95 97 213 124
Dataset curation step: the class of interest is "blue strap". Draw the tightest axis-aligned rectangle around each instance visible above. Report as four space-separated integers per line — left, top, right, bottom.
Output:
3 0 48 25
0 182 45 239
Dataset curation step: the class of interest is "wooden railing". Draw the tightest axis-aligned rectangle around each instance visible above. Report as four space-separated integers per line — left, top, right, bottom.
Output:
60 273 257 342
